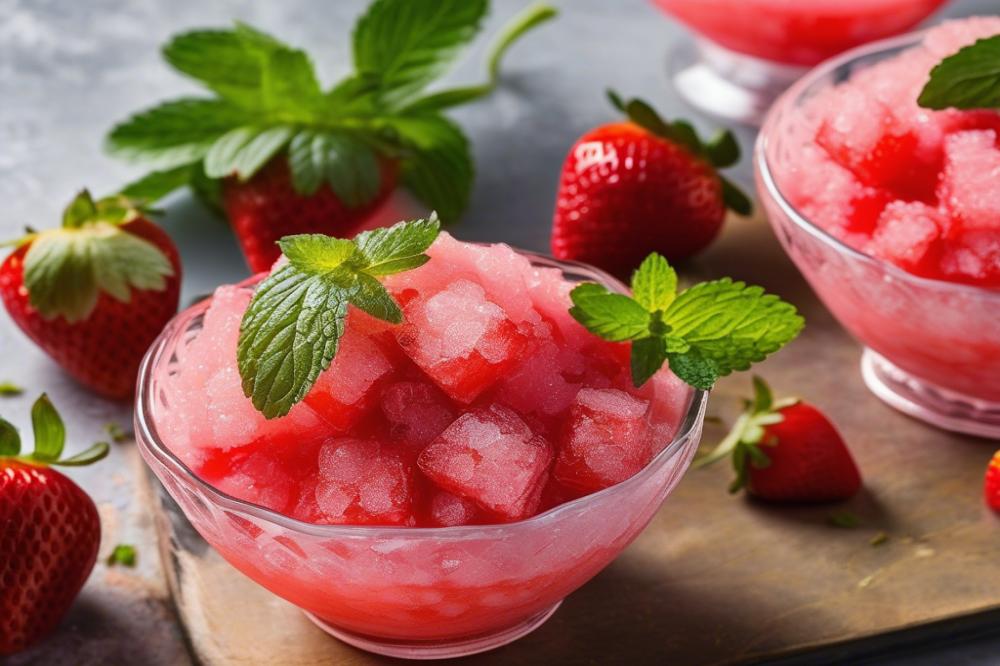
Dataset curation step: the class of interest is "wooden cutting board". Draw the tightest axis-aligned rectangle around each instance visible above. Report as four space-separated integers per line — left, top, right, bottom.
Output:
148 212 1000 665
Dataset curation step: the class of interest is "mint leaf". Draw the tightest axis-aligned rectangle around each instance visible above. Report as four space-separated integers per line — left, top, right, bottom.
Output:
120 164 194 202
387 114 472 223
107 544 138 567
25 222 175 322
569 283 650 342
287 130 381 205
238 219 440 418
204 125 293 181
30 393 65 462
106 99 257 169
664 278 803 377
631 336 667 387
918 36 1000 110
631 253 677 312
353 0 488 107
666 350 719 390
0 418 20 456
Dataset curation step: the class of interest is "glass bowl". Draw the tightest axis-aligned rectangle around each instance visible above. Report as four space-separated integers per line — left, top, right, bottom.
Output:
134 252 708 659
653 0 947 125
756 32 1000 439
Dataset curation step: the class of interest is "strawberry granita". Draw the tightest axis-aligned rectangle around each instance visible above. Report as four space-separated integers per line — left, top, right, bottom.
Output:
155 232 692 527
774 17 1000 288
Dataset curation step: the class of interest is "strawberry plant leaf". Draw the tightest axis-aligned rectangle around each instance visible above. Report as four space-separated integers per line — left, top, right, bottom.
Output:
569 283 650 342
631 252 677 312
30 394 65 462
387 114 472 223
918 35 1000 110
55 441 110 467
261 48 322 115
631 336 668 388
0 418 20 456
204 125 294 181
62 190 99 228
751 375 773 413
706 129 740 168
287 130 382 206
238 219 439 418
353 0 488 107
0 382 23 397
120 164 194 202
106 99 257 169
163 29 273 106
24 222 174 322
720 176 753 216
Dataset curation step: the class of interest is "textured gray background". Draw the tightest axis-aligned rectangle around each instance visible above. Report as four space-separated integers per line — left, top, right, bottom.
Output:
1 0 999 663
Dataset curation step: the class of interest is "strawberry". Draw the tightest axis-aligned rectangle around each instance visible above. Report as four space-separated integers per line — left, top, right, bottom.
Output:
0 394 109 655
696 376 861 503
551 91 752 278
105 3 558 272
1 191 180 399
985 451 1000 513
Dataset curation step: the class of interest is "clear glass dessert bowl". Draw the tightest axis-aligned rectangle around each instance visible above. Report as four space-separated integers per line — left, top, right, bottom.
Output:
756 32 1000 439
654 0 947 125
134 253 707 660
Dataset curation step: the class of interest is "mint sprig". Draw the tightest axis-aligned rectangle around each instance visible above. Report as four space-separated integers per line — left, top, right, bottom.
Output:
918 35 1000 110
107 2 557 222
570 254 804 389
0 394 110 467
237 216 440 419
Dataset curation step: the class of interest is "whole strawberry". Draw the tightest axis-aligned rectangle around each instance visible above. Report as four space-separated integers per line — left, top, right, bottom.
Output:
985 451 1000 513
551 91 752 278
696 377 862 502
0 190 180 399
106 2 557 272
0 394 109 655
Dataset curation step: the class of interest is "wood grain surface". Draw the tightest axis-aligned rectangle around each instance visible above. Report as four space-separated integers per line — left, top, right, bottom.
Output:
150 213 1000 665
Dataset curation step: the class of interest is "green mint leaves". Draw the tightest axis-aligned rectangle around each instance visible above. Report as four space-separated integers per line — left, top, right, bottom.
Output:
918 35 1000 110
0 394 110 466
237 217 440 419
607 91 752 216
23 190 174 323
107 2 556 221
570 254 803 390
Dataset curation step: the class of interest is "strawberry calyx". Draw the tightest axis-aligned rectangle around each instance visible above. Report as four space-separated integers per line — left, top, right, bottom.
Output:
0 394 109 468
692 376 799 493
9 189 175 324
606 90 752 216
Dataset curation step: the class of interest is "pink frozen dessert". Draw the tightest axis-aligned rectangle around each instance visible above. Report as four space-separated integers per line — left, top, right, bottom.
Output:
773 17 1000 289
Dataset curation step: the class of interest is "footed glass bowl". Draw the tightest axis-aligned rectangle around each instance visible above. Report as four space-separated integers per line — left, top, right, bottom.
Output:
135 253 707 659
756 32 1000 439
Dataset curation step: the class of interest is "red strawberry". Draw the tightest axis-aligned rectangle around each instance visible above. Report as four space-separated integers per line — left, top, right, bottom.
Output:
0 394 109 655
696 376 861 503
985 451 1000 513
551 92 752 278
106 6 558 272
0 190 180 399
223 157 398 272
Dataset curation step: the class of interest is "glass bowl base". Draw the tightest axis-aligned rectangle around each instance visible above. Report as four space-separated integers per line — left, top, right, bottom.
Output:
304 601 562 660
861 349 1000 440
668 38 806 127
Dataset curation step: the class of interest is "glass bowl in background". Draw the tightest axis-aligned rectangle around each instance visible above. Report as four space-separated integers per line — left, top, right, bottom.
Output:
654 0 948 125
756 32 1000 439
135 253 707 659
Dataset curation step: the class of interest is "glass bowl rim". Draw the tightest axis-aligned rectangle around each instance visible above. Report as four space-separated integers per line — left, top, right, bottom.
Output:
756 28 1000 302
135 247 708 540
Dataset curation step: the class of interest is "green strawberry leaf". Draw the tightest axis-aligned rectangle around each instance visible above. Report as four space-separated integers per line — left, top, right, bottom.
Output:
569 283 650 342
30 393 65 462
721 176 753 216
24 219 175 323
353 0 488 107
106 99 258 169
0 382 23 397
204 125 294 181
0 418 20 456
706 129 741 168
918 35 1000 110
163 29 273 106
107 544 138 567
55 441 110 467
387 113 472 223
287 130 382 205
120 164 194 202
238 218 439 418
631 252 677 312
261 48 323 115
